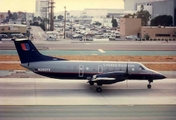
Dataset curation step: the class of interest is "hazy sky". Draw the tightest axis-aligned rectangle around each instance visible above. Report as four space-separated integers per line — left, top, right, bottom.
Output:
0 0 124 12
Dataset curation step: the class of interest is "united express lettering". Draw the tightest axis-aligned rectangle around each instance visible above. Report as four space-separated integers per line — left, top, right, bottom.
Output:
103 64 135 67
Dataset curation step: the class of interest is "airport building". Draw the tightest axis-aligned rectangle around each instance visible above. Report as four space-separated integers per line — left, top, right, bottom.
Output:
0 24 28 35
81 9 124 19
124 0 176 25
0 12 8 22
120 18 176 39
54 9 125 27
141 26 176 39
120 18 141 38
81 9 125 27
26 13 34 22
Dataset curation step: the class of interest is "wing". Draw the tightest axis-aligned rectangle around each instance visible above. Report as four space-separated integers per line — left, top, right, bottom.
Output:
91 71 127 85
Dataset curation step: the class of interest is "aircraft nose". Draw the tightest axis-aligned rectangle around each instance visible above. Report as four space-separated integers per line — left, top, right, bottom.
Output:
154 74 166 79
159 74 166 79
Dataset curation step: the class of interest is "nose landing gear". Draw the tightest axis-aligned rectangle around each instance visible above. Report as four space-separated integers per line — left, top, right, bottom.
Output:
147 84 151 89
147 80 153 89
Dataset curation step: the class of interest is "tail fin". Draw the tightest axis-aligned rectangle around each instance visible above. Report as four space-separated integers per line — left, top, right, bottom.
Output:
13 39 66 63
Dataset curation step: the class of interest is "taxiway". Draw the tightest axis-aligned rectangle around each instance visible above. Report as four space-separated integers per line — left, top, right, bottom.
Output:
0 78 176 105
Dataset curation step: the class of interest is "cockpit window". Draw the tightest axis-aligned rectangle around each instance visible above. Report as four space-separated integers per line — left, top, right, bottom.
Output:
139 66 145 70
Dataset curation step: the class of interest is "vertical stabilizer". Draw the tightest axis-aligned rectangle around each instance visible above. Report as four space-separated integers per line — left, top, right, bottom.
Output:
13 39 66 63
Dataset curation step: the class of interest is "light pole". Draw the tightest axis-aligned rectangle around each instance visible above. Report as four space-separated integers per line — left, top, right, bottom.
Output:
47 0 50 31
71 16 73 39
64 6 67 39
48 0 55 31
50 0 55 31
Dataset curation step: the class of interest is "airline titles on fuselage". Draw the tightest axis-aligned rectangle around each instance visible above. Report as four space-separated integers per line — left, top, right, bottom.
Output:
103 64 135 67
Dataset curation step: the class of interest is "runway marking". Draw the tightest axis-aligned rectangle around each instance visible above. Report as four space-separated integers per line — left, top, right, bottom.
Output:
98 49 105 53
38 32 42 38
91 54 98 55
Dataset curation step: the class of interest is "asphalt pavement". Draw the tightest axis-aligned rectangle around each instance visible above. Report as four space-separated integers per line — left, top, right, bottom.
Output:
1 49 176 55
0 78 176 119
31 26 46 41
0 105 176 120
0 78 176 105
1 40 176 51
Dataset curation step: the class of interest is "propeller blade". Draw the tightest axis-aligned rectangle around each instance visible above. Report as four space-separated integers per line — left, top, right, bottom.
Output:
125 63 129 79
126 63 128 74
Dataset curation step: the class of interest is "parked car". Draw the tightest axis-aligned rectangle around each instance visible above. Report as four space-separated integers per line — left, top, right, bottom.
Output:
72 34 83 38
10 33 26 39
102 33 111 38
46 31 58 41
46 33 57 40
126 35 139 40
0 34 11 41
109 35 121 40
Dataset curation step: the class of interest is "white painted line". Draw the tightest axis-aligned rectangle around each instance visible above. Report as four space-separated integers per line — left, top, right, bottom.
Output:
91 54 98 56
38 32 42 38
98 49 105 53
86 43 90 45
93 39 109 42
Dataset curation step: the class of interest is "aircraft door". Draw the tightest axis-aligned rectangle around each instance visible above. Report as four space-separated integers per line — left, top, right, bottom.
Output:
79 65 84 77
98 65 103 73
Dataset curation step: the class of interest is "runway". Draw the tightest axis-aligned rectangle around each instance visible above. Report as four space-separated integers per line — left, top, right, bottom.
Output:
0 78 176 105
0 40 176 51
1 50 176 56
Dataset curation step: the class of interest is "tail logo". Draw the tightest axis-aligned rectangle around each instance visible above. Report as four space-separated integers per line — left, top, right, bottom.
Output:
21 43 30 51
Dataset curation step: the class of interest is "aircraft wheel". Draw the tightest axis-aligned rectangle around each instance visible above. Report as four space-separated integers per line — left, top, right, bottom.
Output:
96 87 102 93
147 84 151 89
89 81 94 86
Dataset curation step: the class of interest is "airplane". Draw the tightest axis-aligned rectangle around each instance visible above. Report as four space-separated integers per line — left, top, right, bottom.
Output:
13 39 166 92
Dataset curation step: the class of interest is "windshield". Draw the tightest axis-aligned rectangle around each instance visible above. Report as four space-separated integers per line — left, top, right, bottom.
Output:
139 64 149 70
139 66 145 70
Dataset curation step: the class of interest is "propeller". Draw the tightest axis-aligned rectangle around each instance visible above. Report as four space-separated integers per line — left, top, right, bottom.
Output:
125 62 129 78
125 62 129 88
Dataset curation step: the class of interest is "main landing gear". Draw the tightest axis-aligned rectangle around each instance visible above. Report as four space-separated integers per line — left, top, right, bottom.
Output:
88 81 102 93
147 80 153 89
96 87 102 93
89 81 94 86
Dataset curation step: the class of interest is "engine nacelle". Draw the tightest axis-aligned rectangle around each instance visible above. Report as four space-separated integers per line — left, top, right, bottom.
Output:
91 71 127 85
92 77 125 85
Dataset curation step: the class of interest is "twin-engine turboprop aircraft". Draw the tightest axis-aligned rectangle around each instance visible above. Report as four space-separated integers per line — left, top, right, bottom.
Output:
13 39 166 92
